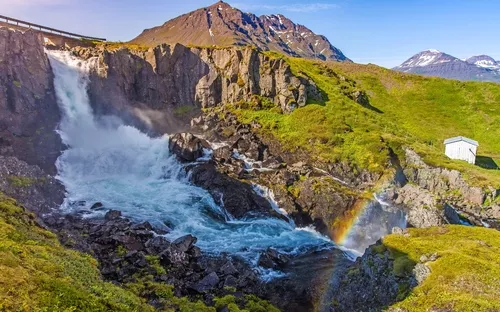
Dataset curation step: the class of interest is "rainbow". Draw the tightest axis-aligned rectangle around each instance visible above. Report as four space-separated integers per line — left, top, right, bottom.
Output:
331 197 372 245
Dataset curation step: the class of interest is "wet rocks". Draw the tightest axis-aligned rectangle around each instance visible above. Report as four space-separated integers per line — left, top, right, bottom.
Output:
169 133 210 161
173 234 197 252
258 248 290 269
105 209 122 220
90 202 104 210
188 162 277 219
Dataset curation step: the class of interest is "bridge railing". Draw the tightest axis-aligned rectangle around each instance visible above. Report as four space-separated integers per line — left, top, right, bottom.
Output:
0 14 106 41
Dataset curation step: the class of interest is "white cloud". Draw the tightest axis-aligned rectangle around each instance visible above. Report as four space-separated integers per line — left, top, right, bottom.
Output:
232 3 338 13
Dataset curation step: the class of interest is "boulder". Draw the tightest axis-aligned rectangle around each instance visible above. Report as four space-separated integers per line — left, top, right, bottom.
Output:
258 248 290 269
145 236 171 254
90 202 104 209
160 246 189 267
191 272 220 293
173 234 197 252
189 163 275 219
169 133 210 161
105 209 122 221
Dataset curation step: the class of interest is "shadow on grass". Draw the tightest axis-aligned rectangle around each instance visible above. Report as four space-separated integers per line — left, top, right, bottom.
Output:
476 156 499 170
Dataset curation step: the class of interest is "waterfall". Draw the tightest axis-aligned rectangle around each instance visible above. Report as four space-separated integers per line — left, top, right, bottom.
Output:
46 50 334 273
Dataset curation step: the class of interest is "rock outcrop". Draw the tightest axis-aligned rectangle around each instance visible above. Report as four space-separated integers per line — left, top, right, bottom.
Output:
396 149 500 226
394 184 445 228
0 28 62 175
328 240 417 312
71 44 323 134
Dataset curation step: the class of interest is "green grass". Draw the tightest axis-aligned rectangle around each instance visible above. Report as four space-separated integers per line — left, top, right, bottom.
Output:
232 54 500 187
0 193 155 311
174 105 195 117
7 175 39 188
384 225 500 311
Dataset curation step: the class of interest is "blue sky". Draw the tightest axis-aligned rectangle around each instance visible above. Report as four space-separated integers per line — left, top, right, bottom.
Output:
1 0 499 68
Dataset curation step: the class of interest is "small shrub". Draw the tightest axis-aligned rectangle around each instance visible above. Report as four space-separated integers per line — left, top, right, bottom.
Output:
174 105 194 117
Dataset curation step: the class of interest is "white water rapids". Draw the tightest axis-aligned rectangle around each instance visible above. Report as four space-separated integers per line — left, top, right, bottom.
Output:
47 51 334 274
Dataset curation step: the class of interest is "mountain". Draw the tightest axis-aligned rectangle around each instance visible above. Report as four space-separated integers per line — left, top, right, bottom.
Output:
130 1 349 62
466 54 500 70
393 50 500 82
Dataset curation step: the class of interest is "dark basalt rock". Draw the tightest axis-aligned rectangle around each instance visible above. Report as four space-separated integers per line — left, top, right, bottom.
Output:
104 209 122 221
90 202 104 210
190 272 220 293
173 234 198 252
169 132 210 161
258 248 290 269
160 246 190 267
188 162 278 219
328 240 417 311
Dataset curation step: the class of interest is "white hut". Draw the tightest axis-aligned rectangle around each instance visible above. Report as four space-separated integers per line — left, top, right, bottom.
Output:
444 136 478 164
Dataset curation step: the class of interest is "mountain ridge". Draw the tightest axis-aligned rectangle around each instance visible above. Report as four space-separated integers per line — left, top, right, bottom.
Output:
130 1 349 62
394 49 500 82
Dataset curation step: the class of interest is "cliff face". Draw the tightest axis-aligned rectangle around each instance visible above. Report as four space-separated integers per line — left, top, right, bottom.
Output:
72 44 322 134
0 28 62 175
392 149 500 228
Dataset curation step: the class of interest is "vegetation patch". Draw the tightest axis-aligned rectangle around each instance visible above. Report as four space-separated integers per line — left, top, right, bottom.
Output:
7 175 41 188
174 104 194 117
384 225 500 311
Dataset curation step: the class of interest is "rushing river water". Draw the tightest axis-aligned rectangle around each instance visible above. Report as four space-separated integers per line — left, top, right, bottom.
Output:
47 51 336 275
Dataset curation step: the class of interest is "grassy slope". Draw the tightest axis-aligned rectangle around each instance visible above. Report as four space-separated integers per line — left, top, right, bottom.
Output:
234 54 500 187
383 225 500 311
0 193 154 311
0 193 279 312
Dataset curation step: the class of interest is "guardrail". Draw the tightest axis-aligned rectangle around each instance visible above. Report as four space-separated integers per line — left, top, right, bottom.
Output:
0 14 106 41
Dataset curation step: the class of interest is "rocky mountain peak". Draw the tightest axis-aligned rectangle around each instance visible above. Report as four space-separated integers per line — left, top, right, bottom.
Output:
466 55 500 69
130 1 350 62
394 50 500 83
395 50 459 69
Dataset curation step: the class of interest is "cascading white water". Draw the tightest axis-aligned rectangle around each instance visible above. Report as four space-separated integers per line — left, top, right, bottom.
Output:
47 51 334 273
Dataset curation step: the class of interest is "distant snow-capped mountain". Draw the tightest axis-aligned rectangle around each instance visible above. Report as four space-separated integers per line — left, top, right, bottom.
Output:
465 55 500 70
394 50 500 83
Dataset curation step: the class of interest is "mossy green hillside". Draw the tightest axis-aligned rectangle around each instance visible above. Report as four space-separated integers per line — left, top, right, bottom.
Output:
233 54 500 187
384 225 500 311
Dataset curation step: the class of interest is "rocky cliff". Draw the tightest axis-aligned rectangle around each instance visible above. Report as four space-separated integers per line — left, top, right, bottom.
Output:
391 148 500 228
72 44 322 134
0 28 62 175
